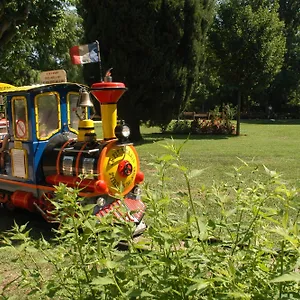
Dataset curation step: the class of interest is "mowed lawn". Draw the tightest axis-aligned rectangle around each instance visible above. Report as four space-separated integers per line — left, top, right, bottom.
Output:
0 119 300 298
136 119 300 190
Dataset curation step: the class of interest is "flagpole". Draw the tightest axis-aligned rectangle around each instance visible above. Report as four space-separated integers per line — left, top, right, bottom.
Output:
95 40 103 82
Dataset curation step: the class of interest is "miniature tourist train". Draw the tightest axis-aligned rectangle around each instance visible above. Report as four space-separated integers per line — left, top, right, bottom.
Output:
0 73 146 236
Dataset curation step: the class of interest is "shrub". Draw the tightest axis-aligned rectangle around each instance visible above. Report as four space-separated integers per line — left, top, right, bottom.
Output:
191 119 235 134
165 120 192 134
1 140 300 299
168 104 236 135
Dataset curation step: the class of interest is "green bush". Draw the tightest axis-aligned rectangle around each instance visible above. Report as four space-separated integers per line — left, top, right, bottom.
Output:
165 120 192 134
1 140 300 299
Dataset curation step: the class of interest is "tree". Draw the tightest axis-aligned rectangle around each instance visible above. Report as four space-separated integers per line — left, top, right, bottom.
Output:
0 1 84 85
209 0 286 135
77 0 215 141
267 0 300 112
0 1 63 48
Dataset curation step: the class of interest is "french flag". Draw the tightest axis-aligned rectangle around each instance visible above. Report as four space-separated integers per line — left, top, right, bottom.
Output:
70 42 100 65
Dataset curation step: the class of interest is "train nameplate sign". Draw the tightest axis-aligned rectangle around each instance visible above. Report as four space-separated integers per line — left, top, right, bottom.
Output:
40 70 67 84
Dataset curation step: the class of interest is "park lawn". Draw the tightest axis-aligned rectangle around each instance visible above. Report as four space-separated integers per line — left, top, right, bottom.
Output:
1 119 300 298
137 119 300 192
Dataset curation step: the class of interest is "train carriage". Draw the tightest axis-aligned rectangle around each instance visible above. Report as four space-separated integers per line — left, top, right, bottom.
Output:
0 76 146 236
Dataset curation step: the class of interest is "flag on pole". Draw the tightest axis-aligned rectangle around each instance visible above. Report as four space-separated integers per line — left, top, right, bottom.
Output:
70 42 100 65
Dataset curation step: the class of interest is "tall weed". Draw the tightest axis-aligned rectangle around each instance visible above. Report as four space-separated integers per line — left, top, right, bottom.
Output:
1 140 300 299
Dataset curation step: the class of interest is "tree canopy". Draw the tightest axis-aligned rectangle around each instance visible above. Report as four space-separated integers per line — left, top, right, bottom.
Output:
207 0 285 134
209 0 285 96
1 0 299 128
77 0 215 140
0 0 62 48
267 0 300 110
0 0 83 85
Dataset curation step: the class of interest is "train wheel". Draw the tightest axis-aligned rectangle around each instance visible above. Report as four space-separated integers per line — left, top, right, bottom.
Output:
1 194 14 211
5 200 15 211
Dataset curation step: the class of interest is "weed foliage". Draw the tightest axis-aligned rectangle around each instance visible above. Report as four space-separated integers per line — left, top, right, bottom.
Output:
1 140 300 299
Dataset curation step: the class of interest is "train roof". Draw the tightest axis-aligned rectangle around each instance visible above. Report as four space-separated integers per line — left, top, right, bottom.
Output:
0 82 87 95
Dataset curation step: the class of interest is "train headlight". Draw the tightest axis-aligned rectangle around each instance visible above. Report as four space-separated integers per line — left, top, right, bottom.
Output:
133 186 142 196
115 123 130 140
96 197 105 207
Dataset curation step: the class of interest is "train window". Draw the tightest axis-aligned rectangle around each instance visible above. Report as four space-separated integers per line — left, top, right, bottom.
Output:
62 156 74 176
35 92 61 140
12 96 29 140
82 158 95 175
67 92 79 132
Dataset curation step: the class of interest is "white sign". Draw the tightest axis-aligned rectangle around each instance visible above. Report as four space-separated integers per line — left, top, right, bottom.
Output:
11 148 27 178
40 69 67 84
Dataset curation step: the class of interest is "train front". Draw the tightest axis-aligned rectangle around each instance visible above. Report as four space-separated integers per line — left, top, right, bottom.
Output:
42 75 146 236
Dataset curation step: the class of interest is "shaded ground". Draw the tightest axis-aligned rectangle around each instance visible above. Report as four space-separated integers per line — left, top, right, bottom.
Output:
0 207 56 242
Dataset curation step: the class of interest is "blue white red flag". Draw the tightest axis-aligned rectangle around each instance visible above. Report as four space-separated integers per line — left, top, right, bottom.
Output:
70 42 100 65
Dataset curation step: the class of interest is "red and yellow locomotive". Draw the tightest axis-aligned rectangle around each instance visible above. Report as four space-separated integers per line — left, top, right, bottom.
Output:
0 73 146 235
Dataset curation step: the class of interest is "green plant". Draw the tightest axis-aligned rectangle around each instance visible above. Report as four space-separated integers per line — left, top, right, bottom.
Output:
1 140 300 299
166 120 192 134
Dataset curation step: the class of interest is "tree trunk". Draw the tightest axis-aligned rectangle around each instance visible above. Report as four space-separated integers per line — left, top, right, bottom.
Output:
236 89 241 136
125 117 142 142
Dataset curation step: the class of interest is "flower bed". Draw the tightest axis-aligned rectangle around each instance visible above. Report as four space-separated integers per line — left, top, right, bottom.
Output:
191 118 236 135
166 104 236 135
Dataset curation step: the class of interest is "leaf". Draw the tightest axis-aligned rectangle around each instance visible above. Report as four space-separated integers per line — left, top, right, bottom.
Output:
141 291 155 297
82 204 96 212
263 165 278 178
105 260 118 269
207 219 216 230
187 169 205 180
185 281 209 296
91 276 115 285
158 154 175 162
271 272 300 283
83 220 95 232
19 223 29 233
140 269 152 277
127 289 155 298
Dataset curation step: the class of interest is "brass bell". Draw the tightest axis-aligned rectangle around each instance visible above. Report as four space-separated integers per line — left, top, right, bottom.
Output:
78 88 94 108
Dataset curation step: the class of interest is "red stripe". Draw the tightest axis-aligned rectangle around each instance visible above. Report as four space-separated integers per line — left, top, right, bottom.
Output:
70 45 81 64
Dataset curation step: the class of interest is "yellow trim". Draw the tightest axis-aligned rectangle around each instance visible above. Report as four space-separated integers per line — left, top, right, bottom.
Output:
11 96 29 141
0 83 15 91
67 91 79 134
14 141 22 149
34 92 61 140
11 148 29 179
0 83 89 94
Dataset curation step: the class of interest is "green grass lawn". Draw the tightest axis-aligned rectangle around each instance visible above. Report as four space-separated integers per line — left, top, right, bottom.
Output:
137 119 300 190
0 120 300 299
1 119 300 298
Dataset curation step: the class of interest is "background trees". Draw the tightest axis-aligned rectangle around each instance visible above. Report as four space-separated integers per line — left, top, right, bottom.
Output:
0 0 300 137
0 1 83 85
0 0 62 48
208 0 286 134
77 0 215 140
267 0 300 113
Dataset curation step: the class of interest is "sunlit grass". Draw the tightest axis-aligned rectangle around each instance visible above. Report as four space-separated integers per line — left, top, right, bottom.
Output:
137 120 300 190
1 119 300 298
